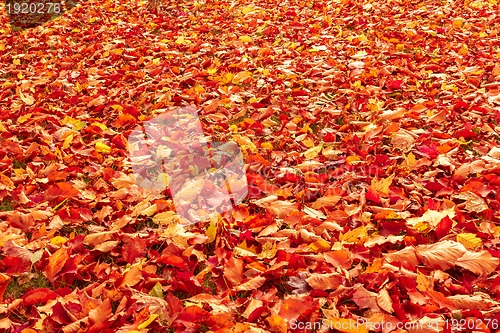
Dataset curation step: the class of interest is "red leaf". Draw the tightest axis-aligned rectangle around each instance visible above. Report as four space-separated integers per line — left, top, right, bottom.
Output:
122 237 147 264
23 288 58 307
278 296 312 321
386 79 403 90
435 216 453 239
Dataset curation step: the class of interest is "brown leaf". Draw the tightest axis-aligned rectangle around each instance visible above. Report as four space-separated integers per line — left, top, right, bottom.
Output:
376 288 394 313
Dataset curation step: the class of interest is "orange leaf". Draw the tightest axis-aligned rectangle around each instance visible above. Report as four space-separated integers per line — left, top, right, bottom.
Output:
278 297 312 321
266 315 287 333
45 247 69 281
118 266 142 288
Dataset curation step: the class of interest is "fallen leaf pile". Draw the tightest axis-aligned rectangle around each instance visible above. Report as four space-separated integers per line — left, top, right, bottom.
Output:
0 0 499 332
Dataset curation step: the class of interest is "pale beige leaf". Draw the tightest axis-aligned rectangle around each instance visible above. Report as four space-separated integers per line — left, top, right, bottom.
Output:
453 191 488 213
152 211 180 225
19 91 35 105
456 250 499 275
415 240 467 270
94 240 120 252
391 131 414 152
376 288 394 313
303 206 326 219
302 144 323 160
311 195 341 209
384 246 419 266
84 231 117 247
364 234 404 248
235 276 266 291
447 293 498 310
406 207 456 228
242 299 264 319
306 273 343 290
352 285 379 311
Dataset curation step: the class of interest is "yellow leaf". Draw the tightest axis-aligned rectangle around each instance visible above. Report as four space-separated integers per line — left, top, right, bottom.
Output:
416 270 433 292
194 84 205 94
175 36 185 44
111 104 123 111
137 314 158 330
241 5 255 14
88 17 97 23
232 135 257 152
346 155 361 164
62 133 74 150
405 152 416 167
239 35 253 43
152 211 179 225
458 44 469 55
232 71 251 84
340 226 368 243
370 174 395 195
156 172 171 187
50 236 68 246
17 113 33 124
406 207 456 228
2 81 13 88
140 204 158 217
452 18 465 27
207 67 217 75
206 216 218 243
303 144 322 160
414 222 431 233
257 241 277 259
152 58 160 64
234 240 258 257
260 142 273 149
302 137 315 148
219 72 234 85
13 59 20 65
457 233 482 250
265 315 287 333
95 142 111 154
351 80 363 89
308 239 331 252
149 282 163 298
91 122 107 131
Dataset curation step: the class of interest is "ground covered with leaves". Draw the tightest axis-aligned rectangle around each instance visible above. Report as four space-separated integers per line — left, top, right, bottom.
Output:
1 0 500 332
